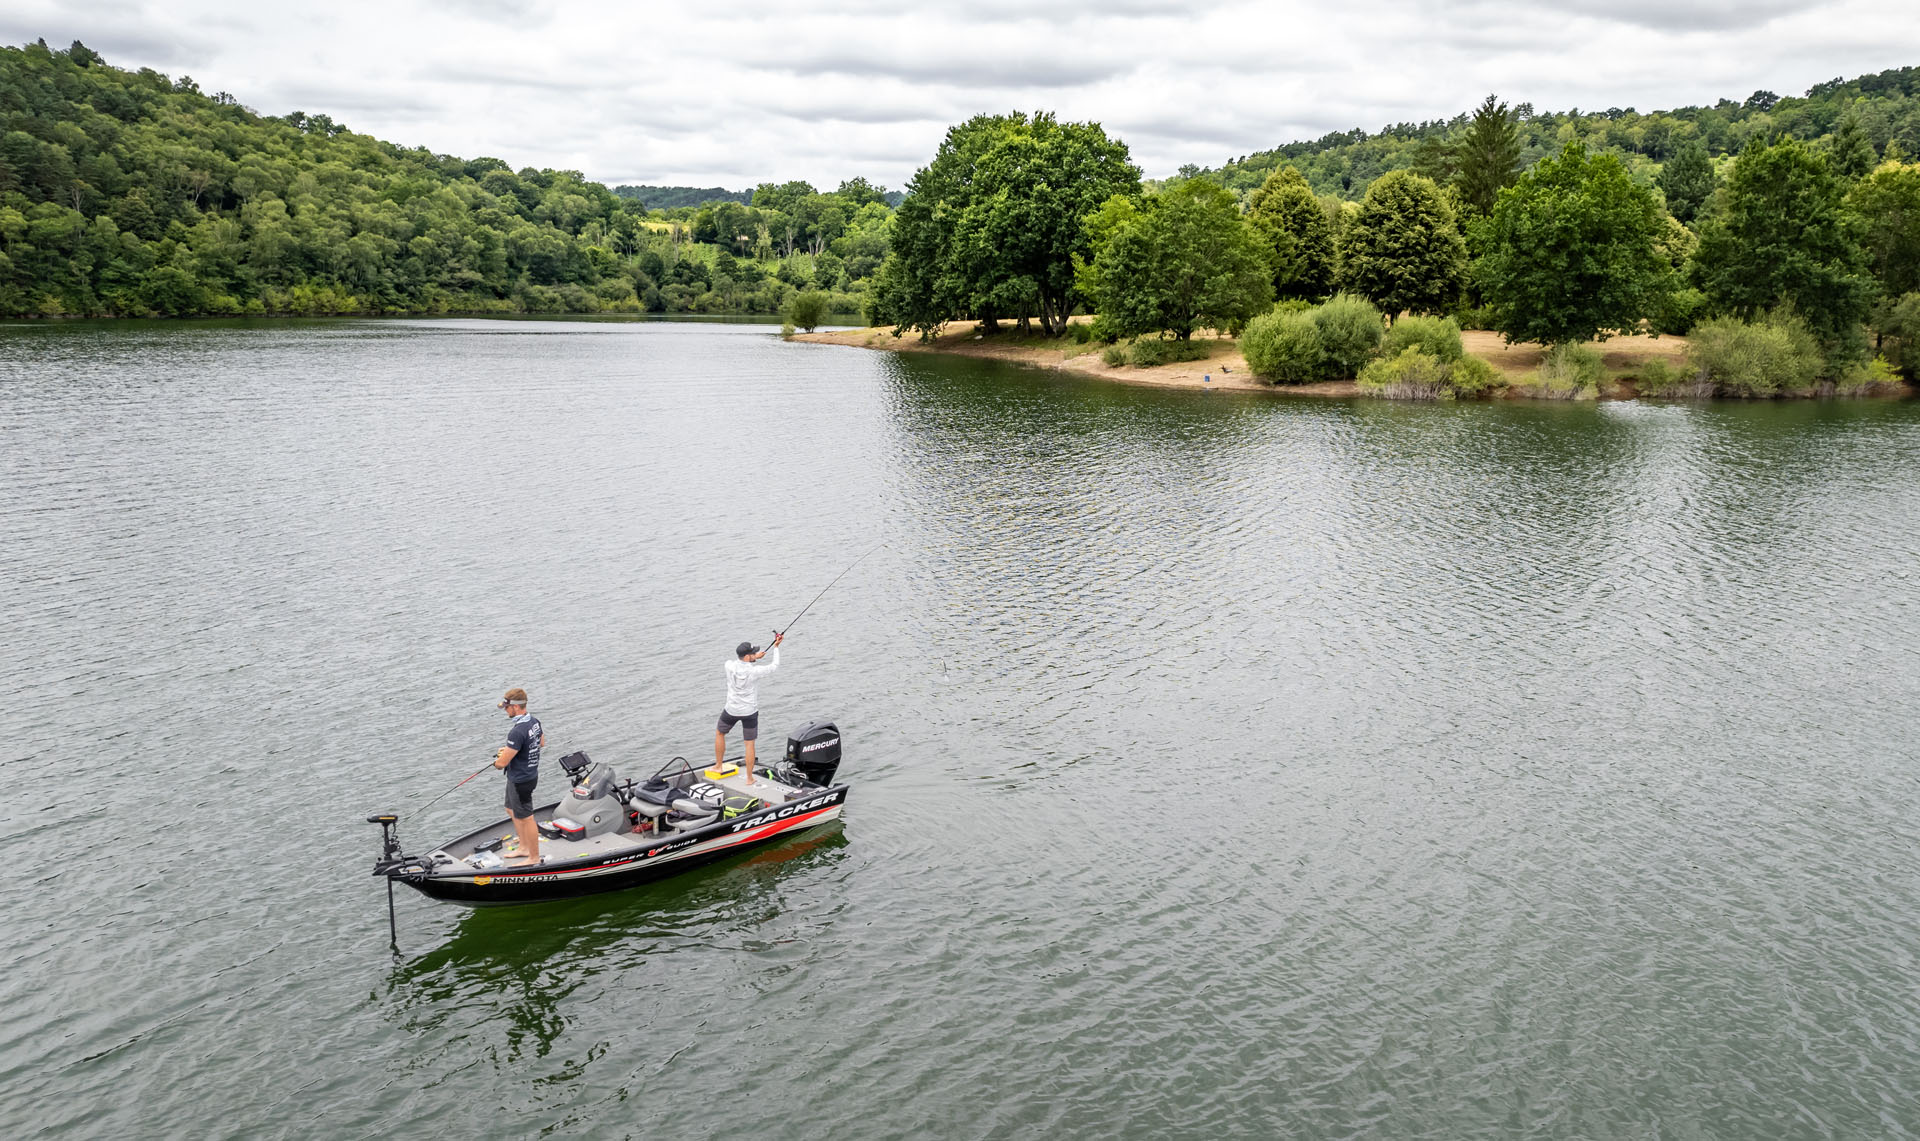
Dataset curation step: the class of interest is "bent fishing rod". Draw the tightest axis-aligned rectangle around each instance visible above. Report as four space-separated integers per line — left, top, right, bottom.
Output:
769 543 883 646
412 760 492 817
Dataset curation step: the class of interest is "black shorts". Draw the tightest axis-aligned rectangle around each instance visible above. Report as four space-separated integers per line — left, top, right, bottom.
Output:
716 709 760 741
505 779 537 819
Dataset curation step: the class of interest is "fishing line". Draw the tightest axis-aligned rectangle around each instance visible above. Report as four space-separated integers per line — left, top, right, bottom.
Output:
770 542 884 645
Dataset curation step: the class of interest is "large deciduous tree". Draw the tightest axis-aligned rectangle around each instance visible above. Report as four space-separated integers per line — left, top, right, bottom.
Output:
871 112 1138 337
1336 171 1466 320
869 114 1017 335
1077 178 1272 340
1474 142 1668 346
1693 136 1873 345
1245 165 1334 300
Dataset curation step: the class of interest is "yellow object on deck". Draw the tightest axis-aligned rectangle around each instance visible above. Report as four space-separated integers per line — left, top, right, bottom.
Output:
705 762 739 780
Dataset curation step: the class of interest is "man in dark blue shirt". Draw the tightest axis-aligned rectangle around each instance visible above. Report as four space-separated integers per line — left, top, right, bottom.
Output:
493 687 544 866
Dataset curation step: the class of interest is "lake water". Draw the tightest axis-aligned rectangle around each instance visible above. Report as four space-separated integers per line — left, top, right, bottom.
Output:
4 318 1920 1139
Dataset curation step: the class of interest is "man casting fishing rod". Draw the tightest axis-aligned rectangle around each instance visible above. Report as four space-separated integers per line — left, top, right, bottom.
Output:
712 543 877 783
717 631 784 785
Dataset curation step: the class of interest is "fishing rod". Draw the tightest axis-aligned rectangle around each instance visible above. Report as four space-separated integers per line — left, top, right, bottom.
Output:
411 761 491 817
768 543 883 647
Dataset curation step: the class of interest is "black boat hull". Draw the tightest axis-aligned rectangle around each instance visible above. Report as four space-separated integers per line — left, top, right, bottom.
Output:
389 784 848 906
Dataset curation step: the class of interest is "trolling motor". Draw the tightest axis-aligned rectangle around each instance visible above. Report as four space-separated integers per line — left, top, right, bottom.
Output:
367 813 408 949
368 814 438 950
369 813 402 864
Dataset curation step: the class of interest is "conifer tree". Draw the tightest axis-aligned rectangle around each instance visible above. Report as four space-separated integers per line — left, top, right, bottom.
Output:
1451 95 1523 218
1658 141 1716 224
1829 107 1878 180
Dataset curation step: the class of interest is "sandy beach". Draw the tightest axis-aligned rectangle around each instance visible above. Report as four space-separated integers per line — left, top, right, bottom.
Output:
793 321 1698 398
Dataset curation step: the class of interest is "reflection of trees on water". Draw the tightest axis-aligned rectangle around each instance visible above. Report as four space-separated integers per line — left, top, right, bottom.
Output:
873 353 1336 666
378 826 847 1068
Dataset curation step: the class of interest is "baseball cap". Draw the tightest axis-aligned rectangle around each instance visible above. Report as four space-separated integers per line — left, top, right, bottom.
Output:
736 641 757 657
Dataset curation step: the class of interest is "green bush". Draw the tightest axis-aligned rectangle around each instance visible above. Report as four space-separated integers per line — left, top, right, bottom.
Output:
1517 342 1606 399
1241 309 1326 384
1875 292 1920 378
1272 298 1314 315
1686 313 1825 397
786 290 830 332
1065 322 1095 344
1312 293 1385 377
1835 356 1904 396
1380 314 1464 363
1447 354 1504 398
1128 337 1213 367
1357 346 1504 399
1635 358 1711 398
1101 343 1129 367
1358 347 1450 399
1451 302 1498 330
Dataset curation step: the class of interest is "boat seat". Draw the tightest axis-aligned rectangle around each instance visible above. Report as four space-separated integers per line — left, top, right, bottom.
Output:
668 800 720 831
629 799 673 819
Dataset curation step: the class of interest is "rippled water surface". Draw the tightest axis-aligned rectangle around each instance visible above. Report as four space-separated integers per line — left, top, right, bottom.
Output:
5 319 1920 1139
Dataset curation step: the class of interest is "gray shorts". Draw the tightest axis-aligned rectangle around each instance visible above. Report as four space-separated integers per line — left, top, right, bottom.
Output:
716 709 760 741
505 779 537 819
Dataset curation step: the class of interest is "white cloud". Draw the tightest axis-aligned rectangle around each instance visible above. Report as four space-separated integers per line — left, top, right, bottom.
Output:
4 0 1917 189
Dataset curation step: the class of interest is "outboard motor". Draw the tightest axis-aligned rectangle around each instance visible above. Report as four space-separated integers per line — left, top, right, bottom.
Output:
553 762 624 839
784 719 842 786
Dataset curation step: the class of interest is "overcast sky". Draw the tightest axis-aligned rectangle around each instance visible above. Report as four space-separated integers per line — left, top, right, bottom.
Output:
6 1 1918 191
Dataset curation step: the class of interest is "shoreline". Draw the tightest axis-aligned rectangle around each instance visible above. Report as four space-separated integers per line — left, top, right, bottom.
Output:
794 322 1907 400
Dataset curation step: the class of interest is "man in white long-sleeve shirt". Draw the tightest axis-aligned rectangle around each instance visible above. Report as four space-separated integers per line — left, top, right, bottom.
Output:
715 631 784 784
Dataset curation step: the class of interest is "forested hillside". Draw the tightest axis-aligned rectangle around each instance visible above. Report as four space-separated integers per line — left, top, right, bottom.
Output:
0 39 883 317
1197 67 1920 199
611 185 751 210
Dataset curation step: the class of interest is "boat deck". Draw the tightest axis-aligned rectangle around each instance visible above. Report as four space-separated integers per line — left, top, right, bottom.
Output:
438 764 815 870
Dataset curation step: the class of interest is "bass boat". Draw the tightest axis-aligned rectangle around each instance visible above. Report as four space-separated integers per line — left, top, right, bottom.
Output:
370 719 847 907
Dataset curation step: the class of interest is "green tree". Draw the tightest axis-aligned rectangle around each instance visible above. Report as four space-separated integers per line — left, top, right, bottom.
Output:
1336 171 1466 319
1076 178 1272 340
751 180 818 216
786 290 829 332
1245 165 1334 300
1658 141 1715 224
1694 136 1873 345
1829 107 1878 180
875 112 1138 337
1850 160 1920 297
869 113 1019 336
949 113 1139 335
1474 141 1668 345
1452 95 1523 218
834 177 888 208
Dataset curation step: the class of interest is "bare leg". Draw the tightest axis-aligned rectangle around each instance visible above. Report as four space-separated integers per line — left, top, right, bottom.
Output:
509 813 540 865
714 729 727 770
743 737 756 784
